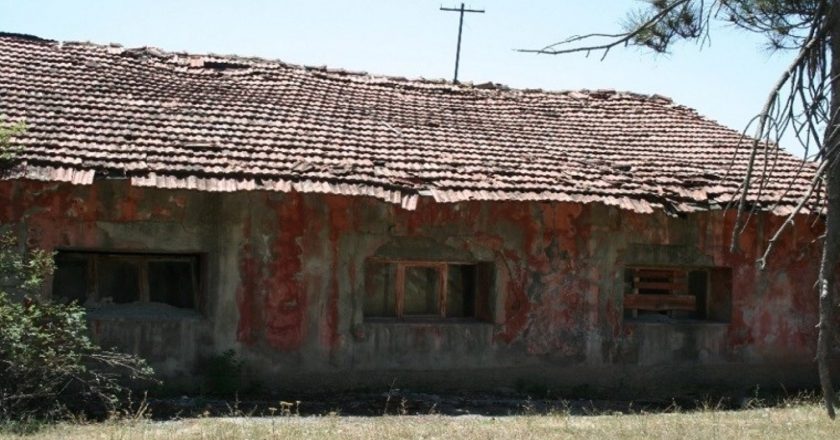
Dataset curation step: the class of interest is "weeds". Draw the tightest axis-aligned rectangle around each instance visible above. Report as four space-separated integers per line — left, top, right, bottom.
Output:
382 379 398 415
278 400 300 417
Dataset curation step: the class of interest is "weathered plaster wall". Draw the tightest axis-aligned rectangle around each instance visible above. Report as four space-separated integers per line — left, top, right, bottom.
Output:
0 179 832 394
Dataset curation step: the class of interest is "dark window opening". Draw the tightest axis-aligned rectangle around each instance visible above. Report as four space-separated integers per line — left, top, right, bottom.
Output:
148 260 196 309
623 266 731 322
97 257 141 304
52 251 200 309
364 260 492 321
52 254 89 305
447 264 476 318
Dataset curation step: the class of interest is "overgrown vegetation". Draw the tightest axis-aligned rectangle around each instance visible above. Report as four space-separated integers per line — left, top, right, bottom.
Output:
0 121 155 426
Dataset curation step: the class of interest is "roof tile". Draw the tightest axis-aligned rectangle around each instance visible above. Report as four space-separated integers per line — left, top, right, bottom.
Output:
0 33 818 213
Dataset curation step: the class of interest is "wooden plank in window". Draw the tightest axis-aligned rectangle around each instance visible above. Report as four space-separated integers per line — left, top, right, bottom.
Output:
438 264 448 318
395 263 406 318
624 294 696 311
634 269 684 279
634 281 688 291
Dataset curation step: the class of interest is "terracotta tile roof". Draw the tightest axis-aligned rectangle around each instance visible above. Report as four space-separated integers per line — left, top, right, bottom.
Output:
0 32 819 214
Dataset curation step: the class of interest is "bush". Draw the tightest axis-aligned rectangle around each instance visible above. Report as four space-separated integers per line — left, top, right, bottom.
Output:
0 233 156 421
0 118 24 176
199 349 244 397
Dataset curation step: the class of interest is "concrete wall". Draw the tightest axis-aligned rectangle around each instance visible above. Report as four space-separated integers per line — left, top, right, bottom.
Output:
0 179 832 395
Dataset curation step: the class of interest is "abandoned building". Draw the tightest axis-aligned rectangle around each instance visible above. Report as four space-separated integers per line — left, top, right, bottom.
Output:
0 32 833 395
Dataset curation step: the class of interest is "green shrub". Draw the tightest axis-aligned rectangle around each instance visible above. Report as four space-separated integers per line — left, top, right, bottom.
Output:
0 232 156 421
0 118 24 173
199 349 244 397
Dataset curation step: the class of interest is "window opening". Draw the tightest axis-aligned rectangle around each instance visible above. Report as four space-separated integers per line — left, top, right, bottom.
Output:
365 260 492 321
624 266 730 322
52 251 199 309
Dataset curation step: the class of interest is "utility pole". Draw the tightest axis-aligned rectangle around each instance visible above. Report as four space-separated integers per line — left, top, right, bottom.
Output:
440 3 484 84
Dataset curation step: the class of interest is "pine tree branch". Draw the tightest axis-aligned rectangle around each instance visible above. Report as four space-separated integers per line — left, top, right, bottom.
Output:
516 0 694 59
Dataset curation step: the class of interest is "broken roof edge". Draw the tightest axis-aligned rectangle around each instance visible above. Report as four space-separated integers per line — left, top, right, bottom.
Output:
3 164 818 217
0 32 52 43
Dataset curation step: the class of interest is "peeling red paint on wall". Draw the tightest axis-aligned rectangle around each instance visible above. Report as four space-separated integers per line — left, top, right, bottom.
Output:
234 193 310 351
491 204 535 342
320 196 354 349
403 199 482 235
498 260 531 344
1 179 834 374
262 192 308 351
115 186 141 222
0 181 101 249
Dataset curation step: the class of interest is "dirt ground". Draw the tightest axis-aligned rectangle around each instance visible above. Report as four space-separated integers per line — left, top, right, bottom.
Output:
143 388 799 419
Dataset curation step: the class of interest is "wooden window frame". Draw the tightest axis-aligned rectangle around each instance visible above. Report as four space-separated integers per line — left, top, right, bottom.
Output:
53 251 201 309
367 259 481 320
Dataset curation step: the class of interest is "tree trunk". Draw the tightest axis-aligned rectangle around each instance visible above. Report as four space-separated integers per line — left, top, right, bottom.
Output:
818 0 840 419
819 174 839 419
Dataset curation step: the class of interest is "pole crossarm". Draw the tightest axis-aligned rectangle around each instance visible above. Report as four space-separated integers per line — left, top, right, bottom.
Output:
440 3 484 83
440 6 485 13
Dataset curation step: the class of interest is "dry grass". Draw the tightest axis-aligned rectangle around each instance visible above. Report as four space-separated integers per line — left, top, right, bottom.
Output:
1 403 835 439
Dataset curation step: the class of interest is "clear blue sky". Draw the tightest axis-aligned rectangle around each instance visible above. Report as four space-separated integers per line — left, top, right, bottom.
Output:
1 0 803 156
